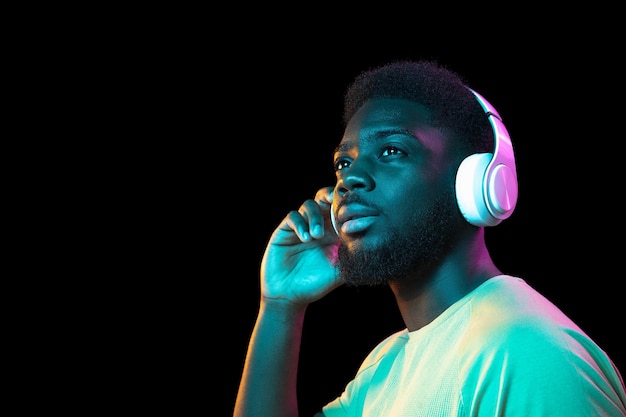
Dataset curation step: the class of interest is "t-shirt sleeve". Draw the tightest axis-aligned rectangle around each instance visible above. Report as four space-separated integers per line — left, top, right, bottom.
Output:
458 314 626 416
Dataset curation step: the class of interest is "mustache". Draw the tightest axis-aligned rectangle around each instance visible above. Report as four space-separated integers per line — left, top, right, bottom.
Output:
336 193 381 212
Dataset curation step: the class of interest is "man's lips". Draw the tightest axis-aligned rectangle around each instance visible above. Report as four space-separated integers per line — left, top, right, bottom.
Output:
336 204 379 234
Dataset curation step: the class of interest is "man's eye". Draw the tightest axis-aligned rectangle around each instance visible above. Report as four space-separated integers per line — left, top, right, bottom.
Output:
381 146 403 157
335 159 351 171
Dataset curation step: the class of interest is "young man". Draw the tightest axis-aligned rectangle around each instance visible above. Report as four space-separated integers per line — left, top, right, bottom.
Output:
234 60 626 416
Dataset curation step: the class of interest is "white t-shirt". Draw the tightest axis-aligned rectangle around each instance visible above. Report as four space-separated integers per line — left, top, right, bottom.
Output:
322 275 626 416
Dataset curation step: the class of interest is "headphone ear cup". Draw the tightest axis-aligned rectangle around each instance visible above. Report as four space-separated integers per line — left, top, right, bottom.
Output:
456 152 498 227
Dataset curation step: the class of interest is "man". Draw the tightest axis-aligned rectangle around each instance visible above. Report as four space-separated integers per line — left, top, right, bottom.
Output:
234 60 626 416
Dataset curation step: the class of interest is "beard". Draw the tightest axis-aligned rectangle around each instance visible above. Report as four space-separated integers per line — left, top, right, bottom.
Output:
335 189 463 287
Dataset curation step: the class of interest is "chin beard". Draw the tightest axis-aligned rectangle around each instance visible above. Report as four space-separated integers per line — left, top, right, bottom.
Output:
335 190 461 287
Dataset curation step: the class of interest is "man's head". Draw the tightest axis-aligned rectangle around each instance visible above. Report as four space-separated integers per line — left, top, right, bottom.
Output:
332 60 496 287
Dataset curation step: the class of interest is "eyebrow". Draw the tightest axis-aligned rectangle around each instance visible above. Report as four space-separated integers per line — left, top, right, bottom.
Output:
333 128 420 154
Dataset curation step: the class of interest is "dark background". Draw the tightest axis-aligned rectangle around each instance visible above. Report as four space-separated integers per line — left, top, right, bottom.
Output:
43 9 624 416
177 35 623 416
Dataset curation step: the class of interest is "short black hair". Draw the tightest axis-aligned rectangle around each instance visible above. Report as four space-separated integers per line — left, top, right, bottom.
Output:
343 60 493 153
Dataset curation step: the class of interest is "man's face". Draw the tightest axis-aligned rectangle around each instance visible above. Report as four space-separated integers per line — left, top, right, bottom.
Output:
331 98 466 286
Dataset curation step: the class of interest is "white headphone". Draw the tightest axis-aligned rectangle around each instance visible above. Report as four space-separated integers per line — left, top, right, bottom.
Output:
455 89 518 226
